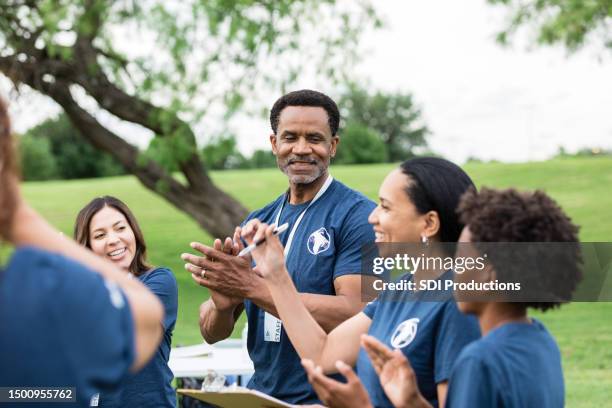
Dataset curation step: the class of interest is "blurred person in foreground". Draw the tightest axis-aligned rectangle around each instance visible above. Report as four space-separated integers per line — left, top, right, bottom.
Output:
362 187 581 408
0 96 164 407
75 196 178 407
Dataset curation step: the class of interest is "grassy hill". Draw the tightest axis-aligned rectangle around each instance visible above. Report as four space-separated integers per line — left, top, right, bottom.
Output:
14 155 612 407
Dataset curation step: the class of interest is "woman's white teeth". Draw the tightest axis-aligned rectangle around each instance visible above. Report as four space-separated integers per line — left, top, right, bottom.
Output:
109 248 126 257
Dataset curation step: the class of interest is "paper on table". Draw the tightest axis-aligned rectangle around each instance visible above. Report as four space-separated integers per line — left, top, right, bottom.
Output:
170 343 214 358
177 387 293 408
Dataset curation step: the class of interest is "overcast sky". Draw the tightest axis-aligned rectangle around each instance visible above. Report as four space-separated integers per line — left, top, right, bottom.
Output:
3 0 611 163
357 0 612 162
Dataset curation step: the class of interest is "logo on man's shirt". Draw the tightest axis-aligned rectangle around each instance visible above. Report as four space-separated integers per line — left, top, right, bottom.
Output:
307 227 331 255
390 318 420 348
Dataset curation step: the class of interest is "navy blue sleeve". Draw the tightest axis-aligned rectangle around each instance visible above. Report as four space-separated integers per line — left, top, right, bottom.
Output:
434 301 480 383
142 268 178 331
446 354 497 408
362 299 378 319
333 200 376 278
48 253 136 390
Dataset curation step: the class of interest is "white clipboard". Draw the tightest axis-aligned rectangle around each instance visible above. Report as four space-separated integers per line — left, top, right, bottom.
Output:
177 387 293 408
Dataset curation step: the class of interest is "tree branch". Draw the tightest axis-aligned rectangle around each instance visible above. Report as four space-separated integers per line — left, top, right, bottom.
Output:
0 53 248 237
3 25 215 194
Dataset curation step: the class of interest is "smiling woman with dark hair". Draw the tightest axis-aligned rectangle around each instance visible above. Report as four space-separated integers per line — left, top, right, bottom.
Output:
75 196 178 408
75 196 152 276
0 97 163 407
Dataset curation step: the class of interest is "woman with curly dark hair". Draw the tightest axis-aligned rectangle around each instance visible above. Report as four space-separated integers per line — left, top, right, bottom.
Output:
362 187 581 408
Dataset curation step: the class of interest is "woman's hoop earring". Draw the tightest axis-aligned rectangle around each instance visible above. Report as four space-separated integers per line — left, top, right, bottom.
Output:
421 235 429 245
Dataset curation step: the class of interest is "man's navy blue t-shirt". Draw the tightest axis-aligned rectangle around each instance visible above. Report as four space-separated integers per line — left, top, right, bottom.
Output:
243 178 376 404
446 319 564 408
99 267 178 407
358 272 480 408
0 247 134 407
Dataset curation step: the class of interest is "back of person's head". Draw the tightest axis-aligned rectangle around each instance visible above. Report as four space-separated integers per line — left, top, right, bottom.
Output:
270 89 340 136
74 195 151 275
399 157 475 243
458 187 582 310
0 97 19 242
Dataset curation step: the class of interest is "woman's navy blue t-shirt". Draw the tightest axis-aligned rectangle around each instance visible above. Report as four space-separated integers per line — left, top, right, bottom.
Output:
100 267 178 407
358 272 480 408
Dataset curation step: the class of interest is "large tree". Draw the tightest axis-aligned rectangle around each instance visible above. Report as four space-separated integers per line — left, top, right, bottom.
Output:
488 0 612 52
0 0 379 237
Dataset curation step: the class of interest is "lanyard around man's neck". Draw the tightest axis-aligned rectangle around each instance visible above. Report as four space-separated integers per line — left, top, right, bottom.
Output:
274 174 333 257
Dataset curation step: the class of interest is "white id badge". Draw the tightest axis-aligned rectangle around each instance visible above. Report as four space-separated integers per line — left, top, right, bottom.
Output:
263 312 282 342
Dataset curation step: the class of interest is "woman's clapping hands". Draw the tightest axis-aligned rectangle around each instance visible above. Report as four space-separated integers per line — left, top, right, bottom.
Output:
241 219 288 284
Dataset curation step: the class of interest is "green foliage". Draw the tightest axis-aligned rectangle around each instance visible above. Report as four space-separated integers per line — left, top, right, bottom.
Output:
246 149 277 169
144 138 179 173
200 136 277 170
488 0 612 52
201 135 246 170
25 115 125 180
334 123 388 164
144 113 198 173
340 85 429 162
556 146 612 158
0 0 378 120
155 179 170 195
18 134 58 181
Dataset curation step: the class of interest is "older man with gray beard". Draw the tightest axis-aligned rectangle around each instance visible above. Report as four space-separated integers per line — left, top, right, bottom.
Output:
182 89 376 405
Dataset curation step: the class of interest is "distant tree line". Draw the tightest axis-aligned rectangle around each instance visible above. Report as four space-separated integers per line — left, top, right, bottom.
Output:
18 113 282 180
144 132 278 173
185 84 431 171
19 85 431 179
556 146 611 158
19 115 125 181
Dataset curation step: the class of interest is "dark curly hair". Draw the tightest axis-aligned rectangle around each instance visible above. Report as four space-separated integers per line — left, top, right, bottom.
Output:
458 187 582 311
270 89 340 136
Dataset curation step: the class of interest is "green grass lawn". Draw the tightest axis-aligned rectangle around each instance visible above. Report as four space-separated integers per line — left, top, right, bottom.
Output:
13 156 612 406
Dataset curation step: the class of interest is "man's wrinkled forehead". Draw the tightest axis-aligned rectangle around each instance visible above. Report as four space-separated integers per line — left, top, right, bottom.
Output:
277 106 332 136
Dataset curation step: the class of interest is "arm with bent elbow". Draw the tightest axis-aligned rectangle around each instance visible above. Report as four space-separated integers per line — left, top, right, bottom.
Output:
199 295 245 344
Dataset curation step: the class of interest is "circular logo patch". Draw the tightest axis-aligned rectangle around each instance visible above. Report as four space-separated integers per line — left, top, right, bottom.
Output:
307 227 331 255
390 318 420 348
